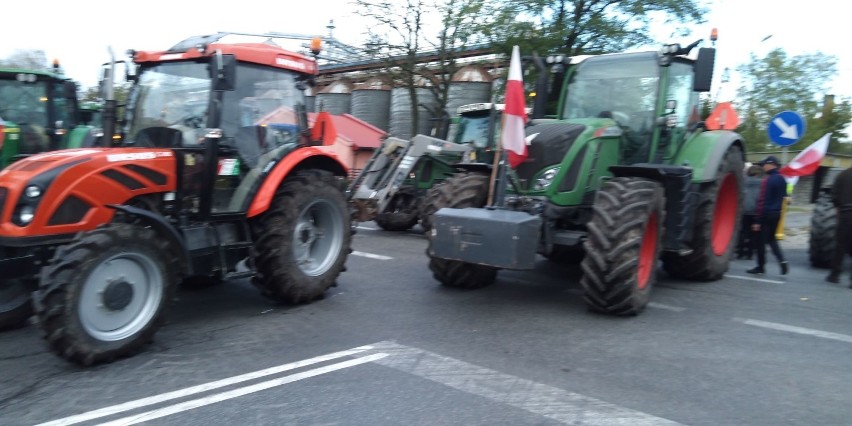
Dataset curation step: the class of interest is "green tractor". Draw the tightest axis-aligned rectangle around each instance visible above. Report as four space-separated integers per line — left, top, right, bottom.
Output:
349 102 507 232
0 63 101 168
427 33 746 315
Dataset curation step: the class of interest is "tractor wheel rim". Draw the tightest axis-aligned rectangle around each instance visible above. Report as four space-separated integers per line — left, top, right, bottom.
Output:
80 252 163 341
293 199 344 276
712 173 738 256
637 211 658 290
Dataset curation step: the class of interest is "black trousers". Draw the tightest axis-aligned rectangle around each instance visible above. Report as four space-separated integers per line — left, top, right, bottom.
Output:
756 211 784 267
830 211 852 277
737 214 757 257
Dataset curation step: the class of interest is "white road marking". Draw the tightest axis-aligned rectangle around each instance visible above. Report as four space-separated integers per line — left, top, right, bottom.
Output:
36 347 374 426
724 274 785 284
734 318 852 344
96 354 389 426
351 250 393 260
360 341 683 425
355 225 379 231
647 302 686 312
42 341 683 426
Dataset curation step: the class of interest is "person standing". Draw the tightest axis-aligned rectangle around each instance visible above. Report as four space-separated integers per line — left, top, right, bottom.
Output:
747 156 788 275
826 166 852 285
736 165 765 260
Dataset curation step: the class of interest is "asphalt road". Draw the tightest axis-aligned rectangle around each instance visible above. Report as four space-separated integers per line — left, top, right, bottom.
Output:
2 212 851 426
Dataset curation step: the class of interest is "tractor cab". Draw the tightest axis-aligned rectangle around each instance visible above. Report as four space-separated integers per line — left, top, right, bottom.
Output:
122 34 320 218
0 66 82 166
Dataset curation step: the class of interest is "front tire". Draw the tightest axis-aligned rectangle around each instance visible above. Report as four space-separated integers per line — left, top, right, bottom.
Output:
580 177 665 315
375 186 420 231
809 193 837 268
252 170 351 304
663 145 743 280
34 224 179 365
426 172 498 289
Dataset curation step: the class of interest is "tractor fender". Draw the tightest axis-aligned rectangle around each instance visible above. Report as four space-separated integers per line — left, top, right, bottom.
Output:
106 204 192 275
674 129 745 183
247 147 348 218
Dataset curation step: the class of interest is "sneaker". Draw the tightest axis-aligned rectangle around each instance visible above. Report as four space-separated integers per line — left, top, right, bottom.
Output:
826 274 840 284
747 266 765 275
780 261 789 275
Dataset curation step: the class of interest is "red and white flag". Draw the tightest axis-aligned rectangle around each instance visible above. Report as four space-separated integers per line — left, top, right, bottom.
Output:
502 45 528 168
779 133 831 177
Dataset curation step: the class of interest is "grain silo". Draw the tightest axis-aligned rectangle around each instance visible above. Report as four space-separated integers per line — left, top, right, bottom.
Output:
350 76 392 131
316 79 354 114
389 84 436 140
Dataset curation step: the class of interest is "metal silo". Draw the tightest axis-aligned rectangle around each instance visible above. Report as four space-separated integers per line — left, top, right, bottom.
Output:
446 65 493 139
351 76 392 131
389 85 436 140
316 79 354 114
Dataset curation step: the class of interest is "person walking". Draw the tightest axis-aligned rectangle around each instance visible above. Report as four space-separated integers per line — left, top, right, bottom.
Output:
747 156 788 275
736 164 765 260
826 166 852 285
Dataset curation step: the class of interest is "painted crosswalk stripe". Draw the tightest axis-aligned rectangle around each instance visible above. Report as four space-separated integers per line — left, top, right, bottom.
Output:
96 354 388 426
351 250 393 260
724 274 784 284
36 347 374 426
734 318 852 344
360 341 682 425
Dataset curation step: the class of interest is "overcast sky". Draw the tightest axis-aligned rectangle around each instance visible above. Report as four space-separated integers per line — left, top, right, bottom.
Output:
1 0 847 103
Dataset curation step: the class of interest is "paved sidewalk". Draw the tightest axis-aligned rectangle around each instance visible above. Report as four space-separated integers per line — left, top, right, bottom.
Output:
778 205 812 249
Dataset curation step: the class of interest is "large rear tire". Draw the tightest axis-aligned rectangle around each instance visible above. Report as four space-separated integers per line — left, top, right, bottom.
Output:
580 177 665 315
0 279 34 330
252 170 351 304
809 193 836 268
662 145 743 280
418 185 443 234
34 224 179 365
375 186 420 231
426 172 498 288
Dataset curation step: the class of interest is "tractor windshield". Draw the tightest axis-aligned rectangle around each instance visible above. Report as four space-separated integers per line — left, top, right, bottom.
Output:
0 75 67 153
562 52 659 136
454 112 496 149
126 60 306 162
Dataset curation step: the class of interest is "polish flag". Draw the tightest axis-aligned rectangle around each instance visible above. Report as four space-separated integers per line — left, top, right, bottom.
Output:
779 133 831 177
502 45 528 168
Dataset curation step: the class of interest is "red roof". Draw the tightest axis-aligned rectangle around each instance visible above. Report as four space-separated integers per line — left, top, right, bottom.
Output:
308 113 386 150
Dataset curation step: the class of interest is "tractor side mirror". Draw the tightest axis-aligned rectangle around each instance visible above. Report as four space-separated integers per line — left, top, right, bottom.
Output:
211 52 236 92
693 47 715 92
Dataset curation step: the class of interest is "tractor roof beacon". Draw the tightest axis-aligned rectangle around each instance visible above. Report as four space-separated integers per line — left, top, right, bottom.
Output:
427 30 746 315
0 33 353 365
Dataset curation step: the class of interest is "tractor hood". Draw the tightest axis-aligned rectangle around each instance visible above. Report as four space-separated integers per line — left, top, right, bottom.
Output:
514 121 587 190
0 148 176 240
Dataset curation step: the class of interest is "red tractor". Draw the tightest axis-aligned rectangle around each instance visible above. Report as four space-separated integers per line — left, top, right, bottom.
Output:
0 33 352 365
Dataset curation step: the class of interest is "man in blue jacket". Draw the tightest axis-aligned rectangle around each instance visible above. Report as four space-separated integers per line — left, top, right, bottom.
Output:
747 156 789 275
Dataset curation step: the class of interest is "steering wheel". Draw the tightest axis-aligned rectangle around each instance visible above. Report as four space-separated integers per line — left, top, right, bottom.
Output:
182 115 205 129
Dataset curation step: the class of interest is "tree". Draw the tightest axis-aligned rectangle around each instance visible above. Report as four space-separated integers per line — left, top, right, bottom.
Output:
481 0 707 107
356 0 489 138
735 48 852 154
0 49 49 70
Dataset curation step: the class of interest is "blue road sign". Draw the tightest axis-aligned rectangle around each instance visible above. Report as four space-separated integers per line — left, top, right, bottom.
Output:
767 110 805 147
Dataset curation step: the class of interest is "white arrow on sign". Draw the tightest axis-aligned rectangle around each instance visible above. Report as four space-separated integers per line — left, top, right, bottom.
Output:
772 117 799 139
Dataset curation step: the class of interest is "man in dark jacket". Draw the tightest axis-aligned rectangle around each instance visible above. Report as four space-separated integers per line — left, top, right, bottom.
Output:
826 166 852 285
748 156 789 275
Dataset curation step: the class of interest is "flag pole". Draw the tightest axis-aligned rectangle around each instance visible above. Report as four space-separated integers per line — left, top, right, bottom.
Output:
487 113 507 207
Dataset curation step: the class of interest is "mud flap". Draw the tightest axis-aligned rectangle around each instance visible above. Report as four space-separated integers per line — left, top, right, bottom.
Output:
430 207 541 269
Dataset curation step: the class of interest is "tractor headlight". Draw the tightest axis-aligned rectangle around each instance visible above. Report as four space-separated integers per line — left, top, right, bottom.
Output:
14 205 35 226
533 166 560 191
24 185 42 199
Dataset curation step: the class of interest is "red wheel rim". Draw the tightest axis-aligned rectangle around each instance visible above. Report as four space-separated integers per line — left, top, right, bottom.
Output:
637 211 658 289
712 173 738 255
